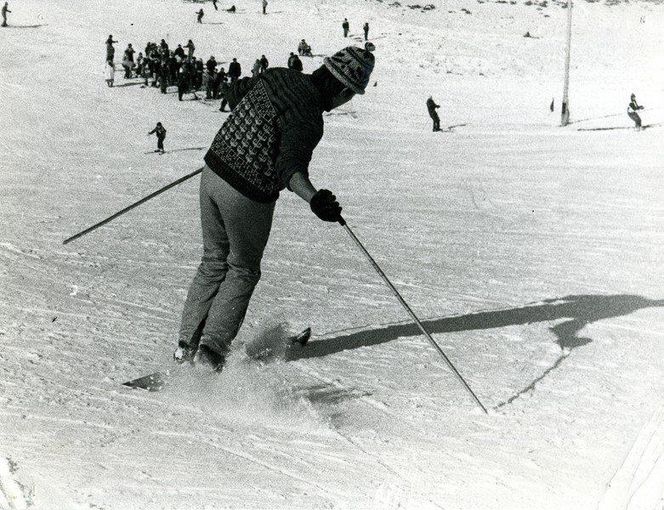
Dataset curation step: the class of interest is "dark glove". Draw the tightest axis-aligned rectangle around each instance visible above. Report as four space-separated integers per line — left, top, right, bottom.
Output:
310 189 342 223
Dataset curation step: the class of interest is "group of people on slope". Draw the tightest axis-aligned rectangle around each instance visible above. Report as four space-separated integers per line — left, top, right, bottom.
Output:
342 18 371 41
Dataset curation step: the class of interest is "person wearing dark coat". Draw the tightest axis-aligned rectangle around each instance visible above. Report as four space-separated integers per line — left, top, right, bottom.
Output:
228 58 241 82
106 35 118 62
2 2 11 27
218 77 230 111
206 56 217 74
259 55 269 72
627 93 645 130
175 45 376 372
426 96 441 131
174 44 186 60
147 122 167 153
287 52 303 72
342 18 349 37
197 8 204 23
363 22 369 41
160 39 169 53
213 67 226 98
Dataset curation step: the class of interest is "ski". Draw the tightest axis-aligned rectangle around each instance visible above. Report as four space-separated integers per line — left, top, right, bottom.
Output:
122 327 311 391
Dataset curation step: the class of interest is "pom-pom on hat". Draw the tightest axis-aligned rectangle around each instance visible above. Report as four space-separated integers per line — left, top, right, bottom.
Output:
323 42 375 95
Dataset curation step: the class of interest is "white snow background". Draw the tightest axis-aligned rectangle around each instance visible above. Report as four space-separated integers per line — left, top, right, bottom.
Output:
1 0 663 508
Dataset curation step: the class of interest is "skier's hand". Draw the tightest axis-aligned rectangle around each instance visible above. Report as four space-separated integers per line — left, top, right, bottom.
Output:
310 189 342 223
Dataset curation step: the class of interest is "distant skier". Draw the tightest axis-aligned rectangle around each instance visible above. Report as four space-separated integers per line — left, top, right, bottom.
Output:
342 18 349 37
197 8 204 23
262 0 268 14
228 57 241 81
363 22 369 41
105 60 115 87
2 2 11 27
287 52 303 72
147 122 167 153
259 54 269 72
106 35 118 62
185 39 195 61
426 96 441 132
627 93 644 130
212 0 218 10
174 44 376 371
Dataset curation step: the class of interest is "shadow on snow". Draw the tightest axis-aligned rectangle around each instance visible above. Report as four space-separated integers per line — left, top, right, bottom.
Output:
289 294 663 406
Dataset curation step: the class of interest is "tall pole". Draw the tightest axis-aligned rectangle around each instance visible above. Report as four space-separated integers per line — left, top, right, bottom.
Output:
561 0 573 126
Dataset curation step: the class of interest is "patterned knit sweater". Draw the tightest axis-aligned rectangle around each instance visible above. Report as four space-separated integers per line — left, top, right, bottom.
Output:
204 68 325 203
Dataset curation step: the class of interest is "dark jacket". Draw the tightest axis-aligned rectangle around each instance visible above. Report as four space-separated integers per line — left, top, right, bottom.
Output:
426 97 440 116
149 125 167 139
204 68 324 203
228 61 241 78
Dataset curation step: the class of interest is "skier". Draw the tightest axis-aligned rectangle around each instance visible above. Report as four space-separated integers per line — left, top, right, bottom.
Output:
251 59 262 77
287 52 303 72
105 59 115 87
218 75 229 111
2 1 10 27
342 18 349 37
212 0 218 10
185 39 195 61
197 8 204 23
147 122 167 153
106 35 118 62
174 44 376 371
262 0 268 14
426 96 441 132
363 22 369 41
228 57 241 81
627 93 644 130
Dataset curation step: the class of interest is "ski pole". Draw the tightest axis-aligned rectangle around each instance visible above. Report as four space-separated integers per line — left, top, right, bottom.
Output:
63 166 204 245
338 217 488 414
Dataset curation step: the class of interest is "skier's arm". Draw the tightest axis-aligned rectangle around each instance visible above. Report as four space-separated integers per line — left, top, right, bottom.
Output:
288 172 316 202
147 128 156 135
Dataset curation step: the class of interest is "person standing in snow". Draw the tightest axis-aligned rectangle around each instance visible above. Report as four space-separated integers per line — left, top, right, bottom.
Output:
106 35 118 62
148 122 167 153
426 96 441 132
287 52 302 72
363 22 369 41
185 39 195 61
197 8 204 23
259 54 269 72
251 59 262 77
2 2 11 27
174 44 376 371
342 18 349 37
262 0 268 14
627 93 644 130
212 0 218 10
228 57 241 81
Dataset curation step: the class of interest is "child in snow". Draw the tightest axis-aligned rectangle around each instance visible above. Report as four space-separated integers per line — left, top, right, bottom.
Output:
174 44 376 371
426 96 441 131
147 122 166 153
627 93 644 130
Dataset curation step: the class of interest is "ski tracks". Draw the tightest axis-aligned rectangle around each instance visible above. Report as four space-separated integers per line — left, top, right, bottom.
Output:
597 403 664 510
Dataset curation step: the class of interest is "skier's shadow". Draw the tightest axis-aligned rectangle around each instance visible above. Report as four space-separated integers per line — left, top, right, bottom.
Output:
290 294 663 404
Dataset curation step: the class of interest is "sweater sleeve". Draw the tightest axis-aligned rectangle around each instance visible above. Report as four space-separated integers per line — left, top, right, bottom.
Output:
274 112 323 190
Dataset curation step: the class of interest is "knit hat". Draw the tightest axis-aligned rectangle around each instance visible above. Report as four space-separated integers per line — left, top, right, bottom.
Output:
323 42 375 95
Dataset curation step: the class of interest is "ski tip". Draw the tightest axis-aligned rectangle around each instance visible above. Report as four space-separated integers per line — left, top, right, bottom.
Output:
290 327 312 347
122 371 166 391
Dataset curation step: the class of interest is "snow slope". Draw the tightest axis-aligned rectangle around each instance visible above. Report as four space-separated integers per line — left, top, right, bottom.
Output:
1 0 663 508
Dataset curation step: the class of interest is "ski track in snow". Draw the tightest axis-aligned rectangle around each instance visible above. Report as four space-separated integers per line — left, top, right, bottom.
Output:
1 0 664 508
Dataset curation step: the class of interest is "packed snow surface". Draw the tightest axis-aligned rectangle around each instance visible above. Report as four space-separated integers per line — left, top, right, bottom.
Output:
1 0 663 508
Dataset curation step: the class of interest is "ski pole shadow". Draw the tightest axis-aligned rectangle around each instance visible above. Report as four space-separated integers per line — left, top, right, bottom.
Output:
291 294 664 403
